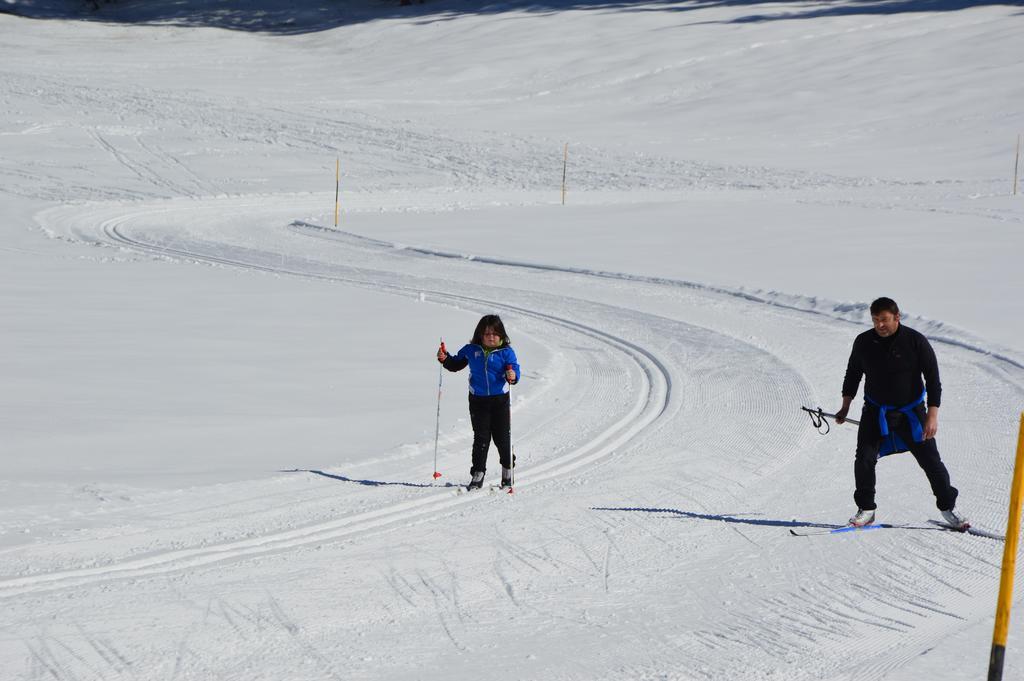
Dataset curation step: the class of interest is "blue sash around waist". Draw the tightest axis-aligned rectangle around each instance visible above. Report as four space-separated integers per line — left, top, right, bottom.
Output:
865 390 927 457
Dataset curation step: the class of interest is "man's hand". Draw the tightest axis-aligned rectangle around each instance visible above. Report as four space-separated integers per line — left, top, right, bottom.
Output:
924 407 939 439
835 396 854 424
437 342 447 363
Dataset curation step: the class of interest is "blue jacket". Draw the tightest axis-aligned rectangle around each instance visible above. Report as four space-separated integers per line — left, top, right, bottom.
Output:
442 343 520 396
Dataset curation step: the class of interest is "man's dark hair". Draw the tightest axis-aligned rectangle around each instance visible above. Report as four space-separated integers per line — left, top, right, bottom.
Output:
869 297 900 316
471 314 510 346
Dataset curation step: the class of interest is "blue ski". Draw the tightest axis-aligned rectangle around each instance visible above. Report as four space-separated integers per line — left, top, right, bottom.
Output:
789 524 891 536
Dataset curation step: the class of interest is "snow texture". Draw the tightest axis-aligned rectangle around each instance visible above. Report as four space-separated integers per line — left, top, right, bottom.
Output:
1 1 1023 679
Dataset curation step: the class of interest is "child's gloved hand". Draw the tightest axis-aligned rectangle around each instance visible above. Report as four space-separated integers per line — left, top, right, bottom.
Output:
505 365 516 382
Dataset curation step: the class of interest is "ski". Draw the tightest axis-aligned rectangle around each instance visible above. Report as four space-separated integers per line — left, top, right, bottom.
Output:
927 519 1004 541
790 523 894 536
791 520 1004 540
454 484 513 496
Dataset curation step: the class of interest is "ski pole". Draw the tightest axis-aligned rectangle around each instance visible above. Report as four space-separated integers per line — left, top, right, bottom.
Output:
433 340 446 482
506 363 515 495
801 406 860 435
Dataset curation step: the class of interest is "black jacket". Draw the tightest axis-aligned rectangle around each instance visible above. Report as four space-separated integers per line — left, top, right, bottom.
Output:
842 324 941 408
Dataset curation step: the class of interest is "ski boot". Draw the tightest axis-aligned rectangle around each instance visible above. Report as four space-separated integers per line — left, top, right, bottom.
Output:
848 508 876 527
466 470 485 491
941 508 970 531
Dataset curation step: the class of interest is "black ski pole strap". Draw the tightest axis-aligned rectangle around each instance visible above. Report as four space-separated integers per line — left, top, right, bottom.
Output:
801 406 830 435
800 406 861 434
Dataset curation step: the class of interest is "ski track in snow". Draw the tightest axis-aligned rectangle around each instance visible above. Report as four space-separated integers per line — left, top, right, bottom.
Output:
11 194 1023 680
4 200 673 599
3 66 1014 215
4 6 1024 673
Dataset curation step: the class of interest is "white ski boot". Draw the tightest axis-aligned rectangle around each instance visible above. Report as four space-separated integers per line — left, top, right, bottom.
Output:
941 508 970 531
849 508 876 527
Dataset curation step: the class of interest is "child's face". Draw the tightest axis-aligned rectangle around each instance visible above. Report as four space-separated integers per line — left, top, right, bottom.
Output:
481 327 502 348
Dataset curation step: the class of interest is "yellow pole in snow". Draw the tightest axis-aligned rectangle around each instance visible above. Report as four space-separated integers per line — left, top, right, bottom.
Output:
989 412 1024 681
334 158 340 227
561 143 568 205
1013 134 1021 197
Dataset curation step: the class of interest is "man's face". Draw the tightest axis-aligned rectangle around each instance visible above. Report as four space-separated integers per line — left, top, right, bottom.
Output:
872 311 900 337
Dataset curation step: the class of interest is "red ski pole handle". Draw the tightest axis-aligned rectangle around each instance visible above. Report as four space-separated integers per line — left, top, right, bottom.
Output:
505 364 516 382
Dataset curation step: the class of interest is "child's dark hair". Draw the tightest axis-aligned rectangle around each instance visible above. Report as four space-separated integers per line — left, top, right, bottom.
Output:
471 314 510 346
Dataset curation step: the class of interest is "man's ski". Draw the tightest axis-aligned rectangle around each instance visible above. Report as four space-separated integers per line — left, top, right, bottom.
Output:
790 524 893 536
791 520 1004 540
927 519 1004 540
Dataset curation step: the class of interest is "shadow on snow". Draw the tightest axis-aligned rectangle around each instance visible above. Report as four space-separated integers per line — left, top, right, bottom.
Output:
2 0 1020 35
282 468 460 489
592 506 843 530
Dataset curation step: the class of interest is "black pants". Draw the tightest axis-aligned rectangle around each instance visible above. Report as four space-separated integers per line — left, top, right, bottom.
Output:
468 393 514 474
854 406 958 511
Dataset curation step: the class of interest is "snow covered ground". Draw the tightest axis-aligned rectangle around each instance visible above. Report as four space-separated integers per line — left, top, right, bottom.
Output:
1 1 1023 679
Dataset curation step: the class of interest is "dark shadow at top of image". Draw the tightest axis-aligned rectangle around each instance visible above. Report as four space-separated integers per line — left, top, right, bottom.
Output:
2 0 1020 36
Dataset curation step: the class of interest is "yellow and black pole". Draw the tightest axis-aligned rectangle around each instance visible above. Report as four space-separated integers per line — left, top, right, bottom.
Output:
990 412 1024 681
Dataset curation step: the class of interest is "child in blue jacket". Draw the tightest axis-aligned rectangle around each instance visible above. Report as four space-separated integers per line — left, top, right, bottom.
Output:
437 314 521 490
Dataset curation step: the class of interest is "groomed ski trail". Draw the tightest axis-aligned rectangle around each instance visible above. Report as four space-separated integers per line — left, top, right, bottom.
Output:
6 198 678 598
20 195 1024 681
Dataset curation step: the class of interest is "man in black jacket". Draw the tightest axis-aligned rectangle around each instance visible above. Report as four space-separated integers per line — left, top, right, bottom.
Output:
835 297 968 529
